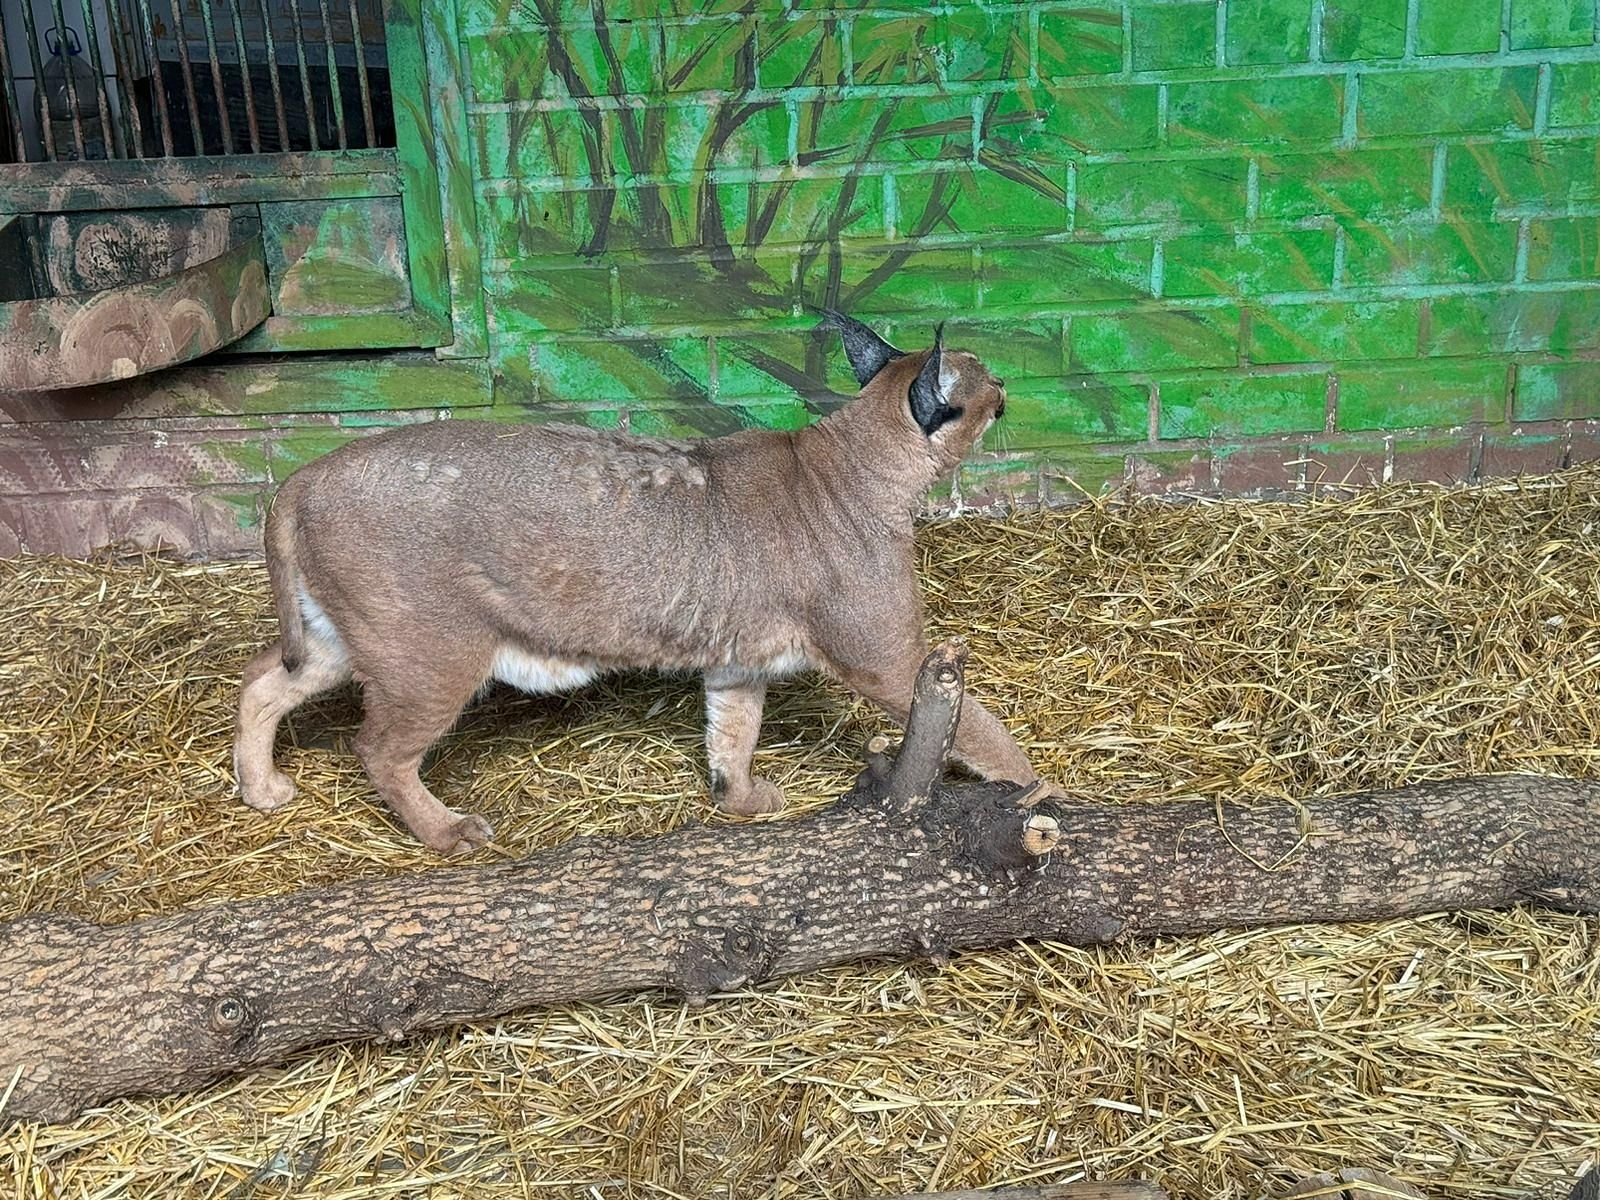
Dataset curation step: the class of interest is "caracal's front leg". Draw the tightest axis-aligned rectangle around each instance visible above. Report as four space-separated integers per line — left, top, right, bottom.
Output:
703 670 785 815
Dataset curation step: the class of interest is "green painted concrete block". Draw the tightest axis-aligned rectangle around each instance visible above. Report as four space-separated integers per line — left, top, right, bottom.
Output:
662 19 752 92
1077 159 1250 228
1070 306 1242 373
1162 230 1336 296
714 330 858 398
1444 138 1600 214
1131 1 1217 70
807 247 979 314
897 167 1070 238
986 86 1161 161
615 259 785 326
1516 362 1600 420
1340 219 1519 286
1249 300 1421 363
852 12 941 84
456 0 540 34
945 7 1032 81
608 106 718 181
486 263 613 334
1426 289 1600 356
1257 147 1434 220
472 108 603 181
535 337 713 402
711 103 791 173
1321 0 1407 59
804 94 974 165
1415 0 1502 53
483 184 707 259
1550 62 1600 127
982 240 1154 306
560 21 660 96
1159 372 1327 438
1359 68 1538 138
980 378 1148 447
1527 216 1600 281
716 176 886 246
1168 75 1345 147
1042 447 1130 498
757 14 846 88
1335 362 1507 430
1510 0 1596 48
464 31 548 103
1036 6 1125 77
1225 0 1313 64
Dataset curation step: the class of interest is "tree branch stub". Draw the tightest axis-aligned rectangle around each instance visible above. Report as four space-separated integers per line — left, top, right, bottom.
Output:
882 639 968 813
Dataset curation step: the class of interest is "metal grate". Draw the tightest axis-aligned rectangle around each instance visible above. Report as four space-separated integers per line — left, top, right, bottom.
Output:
0 0 392 163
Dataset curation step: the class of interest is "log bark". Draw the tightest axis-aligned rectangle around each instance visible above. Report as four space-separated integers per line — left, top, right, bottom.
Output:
2 644 1597 1126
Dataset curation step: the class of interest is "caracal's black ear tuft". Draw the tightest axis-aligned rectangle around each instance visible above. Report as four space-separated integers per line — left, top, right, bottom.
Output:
908 323 961 435
818 309 906 386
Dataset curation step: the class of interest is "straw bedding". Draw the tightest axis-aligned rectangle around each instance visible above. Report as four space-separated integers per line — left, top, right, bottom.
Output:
1 470 1598 1199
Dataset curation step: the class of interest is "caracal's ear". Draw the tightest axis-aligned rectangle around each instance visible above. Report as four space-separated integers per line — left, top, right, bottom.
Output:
819 309 906 386
907 324 962 436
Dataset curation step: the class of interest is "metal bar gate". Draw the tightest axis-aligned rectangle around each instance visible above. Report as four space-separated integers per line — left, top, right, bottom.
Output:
0 0 391 163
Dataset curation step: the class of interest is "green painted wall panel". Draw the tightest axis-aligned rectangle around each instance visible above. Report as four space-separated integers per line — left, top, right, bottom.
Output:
442 0 1600 478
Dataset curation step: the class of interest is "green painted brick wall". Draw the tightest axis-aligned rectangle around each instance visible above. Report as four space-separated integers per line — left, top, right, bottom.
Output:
458 0 1600 503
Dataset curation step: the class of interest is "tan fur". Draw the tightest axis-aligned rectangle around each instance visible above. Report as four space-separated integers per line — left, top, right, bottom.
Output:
233 333 1041 853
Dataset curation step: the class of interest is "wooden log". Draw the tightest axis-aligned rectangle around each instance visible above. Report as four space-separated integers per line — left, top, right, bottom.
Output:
1 642 1596 1126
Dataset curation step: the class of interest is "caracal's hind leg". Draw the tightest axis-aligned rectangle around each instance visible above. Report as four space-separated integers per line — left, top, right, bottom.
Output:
234 636 351 812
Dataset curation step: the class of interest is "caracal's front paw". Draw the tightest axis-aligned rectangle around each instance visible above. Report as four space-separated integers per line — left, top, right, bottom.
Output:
418 809 495 855
240 768 297 813
715 775 786 816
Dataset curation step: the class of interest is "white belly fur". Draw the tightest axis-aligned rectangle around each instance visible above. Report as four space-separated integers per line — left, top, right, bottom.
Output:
298 587 350 664
758 647 809 677
491 646 599 695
